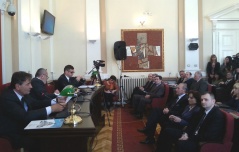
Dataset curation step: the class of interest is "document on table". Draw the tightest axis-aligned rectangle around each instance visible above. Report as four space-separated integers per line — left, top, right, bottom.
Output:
24 119 64 129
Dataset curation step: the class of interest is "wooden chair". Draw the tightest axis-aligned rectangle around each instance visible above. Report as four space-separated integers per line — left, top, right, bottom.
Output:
151 83 170 109
0 83 11 95
200 110 234 152
46 83 55 93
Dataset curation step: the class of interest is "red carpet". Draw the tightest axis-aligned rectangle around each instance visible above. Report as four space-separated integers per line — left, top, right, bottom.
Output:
112 107 154 152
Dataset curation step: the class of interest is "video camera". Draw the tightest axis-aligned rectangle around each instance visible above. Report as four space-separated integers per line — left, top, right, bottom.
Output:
93 60 105 69
232 53 239 69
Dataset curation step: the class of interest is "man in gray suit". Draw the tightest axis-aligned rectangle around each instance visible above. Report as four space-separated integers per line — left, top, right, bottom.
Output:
190 71 208 94
133 75 165 119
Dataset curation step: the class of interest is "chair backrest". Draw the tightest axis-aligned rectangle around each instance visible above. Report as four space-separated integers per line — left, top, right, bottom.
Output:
221 110 234 144
151 83 170 109
207 84 212 93
46 83 55 93
200 110 234 152
0 83 11 95
0 137 14 152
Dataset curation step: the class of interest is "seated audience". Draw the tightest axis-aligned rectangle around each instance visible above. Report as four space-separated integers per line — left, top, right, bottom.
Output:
184 72 195 90
221 56 233 80
129 73 155 105
30 68 59 100
57 65 85 91
176 70 186 84
190 71 208 94
226 82 239 111
133 75 164 119
137 83 188 144
211 72 223 86
155 92 225 152
0 71 66 151
155 91 201 150
233 66 239 82
103 75 119 109
206 54 220 84
219 72 235 102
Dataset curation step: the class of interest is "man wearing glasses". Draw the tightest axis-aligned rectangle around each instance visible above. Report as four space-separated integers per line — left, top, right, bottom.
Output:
30 68 59 100
57 65 85 91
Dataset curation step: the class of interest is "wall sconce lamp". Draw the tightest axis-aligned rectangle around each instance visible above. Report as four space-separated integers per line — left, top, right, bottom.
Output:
0 0 16 16
140 20 145 26
139 11 152 26
89 40 96 43
139 16 146 26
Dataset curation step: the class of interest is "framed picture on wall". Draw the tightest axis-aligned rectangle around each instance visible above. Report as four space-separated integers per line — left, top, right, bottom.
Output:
121 29 164 72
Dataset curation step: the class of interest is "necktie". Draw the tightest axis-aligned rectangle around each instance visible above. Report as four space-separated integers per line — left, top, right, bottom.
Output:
194 112 206 135
225 80 228 85
169 97 179 110
21 97 28 111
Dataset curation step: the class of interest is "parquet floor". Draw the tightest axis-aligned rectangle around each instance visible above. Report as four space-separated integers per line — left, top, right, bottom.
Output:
91 107 160 152
92 110 114 152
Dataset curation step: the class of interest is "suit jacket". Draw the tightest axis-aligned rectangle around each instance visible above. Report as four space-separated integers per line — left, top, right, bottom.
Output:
57 74 84 91
0 88 51 148
165 105 201 129
185 78 196 91
144 81 154 92
177 77 185 84
185 106 225 142
220 79 235 101
190 78 208 94
147 83 165 99
30 77 56 100
206 62 220 76
166 94 189 116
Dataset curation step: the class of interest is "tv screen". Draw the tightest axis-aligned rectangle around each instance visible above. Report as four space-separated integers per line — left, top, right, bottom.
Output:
41 10 55 35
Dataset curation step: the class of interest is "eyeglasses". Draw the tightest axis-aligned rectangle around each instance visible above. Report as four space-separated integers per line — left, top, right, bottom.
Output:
68 71 75 74
43 74 49 79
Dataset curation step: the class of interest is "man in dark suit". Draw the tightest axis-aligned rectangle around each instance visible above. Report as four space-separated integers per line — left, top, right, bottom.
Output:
133 75 165 119
57 65 85 91
137 83 189 144
129 73 155 105
219 72 235 102
184 72 196 90
155 92 225 152
190 71 208 94
30 68 59 100
0 71 66 150
176 70 186 84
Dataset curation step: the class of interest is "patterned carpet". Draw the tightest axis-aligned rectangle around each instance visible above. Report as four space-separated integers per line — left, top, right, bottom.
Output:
112 107 155 152
92 106 160 152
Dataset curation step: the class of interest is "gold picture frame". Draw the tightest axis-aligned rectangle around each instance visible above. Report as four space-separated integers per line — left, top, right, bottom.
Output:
121 29 164 72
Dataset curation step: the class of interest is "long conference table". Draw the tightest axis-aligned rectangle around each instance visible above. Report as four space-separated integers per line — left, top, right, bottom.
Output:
24 86 105 152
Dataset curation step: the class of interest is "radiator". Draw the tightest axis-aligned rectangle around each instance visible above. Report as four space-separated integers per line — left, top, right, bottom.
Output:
117 77 148 100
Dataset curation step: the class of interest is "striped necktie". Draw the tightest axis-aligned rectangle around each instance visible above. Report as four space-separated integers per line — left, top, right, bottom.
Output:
194 112 207 135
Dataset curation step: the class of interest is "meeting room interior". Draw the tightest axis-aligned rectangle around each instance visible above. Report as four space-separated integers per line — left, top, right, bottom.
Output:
0 0 239 152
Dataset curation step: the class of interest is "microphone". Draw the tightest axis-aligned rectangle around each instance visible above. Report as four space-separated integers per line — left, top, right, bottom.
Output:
41 92 53 100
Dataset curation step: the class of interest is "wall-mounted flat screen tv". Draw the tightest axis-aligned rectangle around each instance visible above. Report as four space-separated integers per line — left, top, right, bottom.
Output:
41 10 55 35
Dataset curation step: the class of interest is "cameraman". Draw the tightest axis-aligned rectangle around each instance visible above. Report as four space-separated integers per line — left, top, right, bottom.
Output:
57 65 85 91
